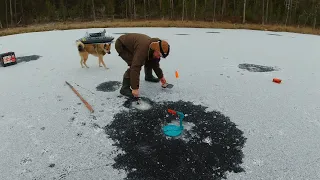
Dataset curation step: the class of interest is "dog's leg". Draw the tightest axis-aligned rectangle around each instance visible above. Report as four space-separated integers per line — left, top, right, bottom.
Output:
80 57 84 68
99 55 108 69
83 54 89 68
98 56 102 67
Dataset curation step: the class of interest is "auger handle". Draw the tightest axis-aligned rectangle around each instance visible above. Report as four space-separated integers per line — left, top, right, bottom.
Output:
168 109 185 128
168 109 176 115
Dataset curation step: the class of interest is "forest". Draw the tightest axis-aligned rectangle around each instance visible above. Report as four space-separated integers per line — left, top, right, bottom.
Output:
0 0 319 29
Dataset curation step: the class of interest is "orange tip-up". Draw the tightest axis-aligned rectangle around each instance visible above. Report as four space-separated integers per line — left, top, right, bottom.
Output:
175 70 179 78
273 78 282 84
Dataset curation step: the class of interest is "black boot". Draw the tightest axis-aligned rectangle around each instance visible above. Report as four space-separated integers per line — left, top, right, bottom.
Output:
144 66 160 82
120 78 134 98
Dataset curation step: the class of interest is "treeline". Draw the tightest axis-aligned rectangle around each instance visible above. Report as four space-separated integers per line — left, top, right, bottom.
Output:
0 0 319 29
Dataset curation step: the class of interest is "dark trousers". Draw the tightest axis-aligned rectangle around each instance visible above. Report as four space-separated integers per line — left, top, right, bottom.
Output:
115 39 133 79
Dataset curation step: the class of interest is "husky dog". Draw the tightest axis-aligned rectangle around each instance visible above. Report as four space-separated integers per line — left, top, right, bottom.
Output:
76 40 111 69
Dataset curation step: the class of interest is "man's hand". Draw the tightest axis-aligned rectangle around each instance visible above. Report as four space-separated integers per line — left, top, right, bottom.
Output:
160 77 167 86
160 77 173 88
160 77 168 88
132 89 139 97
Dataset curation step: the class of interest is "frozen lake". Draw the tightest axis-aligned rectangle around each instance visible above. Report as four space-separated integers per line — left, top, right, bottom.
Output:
0 27 320 180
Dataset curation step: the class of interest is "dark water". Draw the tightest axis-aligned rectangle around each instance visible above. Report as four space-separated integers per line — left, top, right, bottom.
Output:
96 81 122 92
175 33 190 35
238 63 279 72
104 98 247 180
16 55 41 63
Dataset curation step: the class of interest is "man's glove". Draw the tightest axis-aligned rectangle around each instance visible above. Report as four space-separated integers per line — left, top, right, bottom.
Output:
132 89 139 97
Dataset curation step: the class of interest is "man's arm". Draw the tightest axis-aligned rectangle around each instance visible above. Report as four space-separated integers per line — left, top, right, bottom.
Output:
152 61 164 79
152 61 168 87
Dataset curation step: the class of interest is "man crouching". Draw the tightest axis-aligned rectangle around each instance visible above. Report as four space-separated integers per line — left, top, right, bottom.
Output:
115 33 170 98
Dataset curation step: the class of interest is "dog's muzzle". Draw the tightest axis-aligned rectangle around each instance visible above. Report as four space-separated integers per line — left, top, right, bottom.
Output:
104 49 111 54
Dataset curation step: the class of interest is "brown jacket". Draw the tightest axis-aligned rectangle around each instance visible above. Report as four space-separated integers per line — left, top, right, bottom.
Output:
117 33 164 89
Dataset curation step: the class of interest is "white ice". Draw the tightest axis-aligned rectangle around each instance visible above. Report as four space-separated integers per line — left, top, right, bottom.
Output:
130 99 152 111
0 27 320 179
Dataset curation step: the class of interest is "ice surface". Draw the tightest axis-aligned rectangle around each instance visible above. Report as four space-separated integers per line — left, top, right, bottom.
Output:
0 27 320 179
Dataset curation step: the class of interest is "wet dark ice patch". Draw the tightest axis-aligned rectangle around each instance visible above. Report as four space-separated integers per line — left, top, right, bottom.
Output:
96 81 122 92
238 63 279 72
17 55 41 63
104 99 247 180
267 33 282 36
206 31 220 34
175 33 190 35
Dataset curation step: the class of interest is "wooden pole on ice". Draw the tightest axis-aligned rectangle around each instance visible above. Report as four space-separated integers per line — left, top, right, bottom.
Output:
65 81 94 113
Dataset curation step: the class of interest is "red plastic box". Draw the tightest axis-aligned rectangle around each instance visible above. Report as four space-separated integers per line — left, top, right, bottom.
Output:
0 52 17 67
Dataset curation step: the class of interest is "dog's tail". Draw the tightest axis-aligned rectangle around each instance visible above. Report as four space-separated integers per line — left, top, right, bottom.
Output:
76 40 85 52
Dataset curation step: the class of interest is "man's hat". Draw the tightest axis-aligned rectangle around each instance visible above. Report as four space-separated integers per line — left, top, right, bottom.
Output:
150 40 170 58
